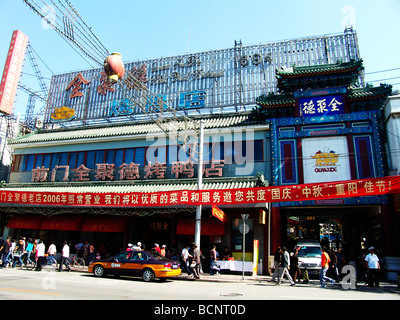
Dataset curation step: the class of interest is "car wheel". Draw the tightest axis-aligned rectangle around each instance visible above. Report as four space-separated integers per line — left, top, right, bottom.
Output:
93 265 105 277
142 269 155 282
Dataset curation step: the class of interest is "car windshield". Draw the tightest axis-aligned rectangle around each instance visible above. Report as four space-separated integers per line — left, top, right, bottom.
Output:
297 246 321 258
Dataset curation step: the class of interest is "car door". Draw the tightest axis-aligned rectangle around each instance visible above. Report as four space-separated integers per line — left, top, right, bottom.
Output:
109 252 133 276
130 251 148 276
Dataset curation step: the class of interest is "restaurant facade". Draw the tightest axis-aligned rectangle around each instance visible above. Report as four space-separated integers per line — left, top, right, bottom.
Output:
3 28 399 275
256 58 398 268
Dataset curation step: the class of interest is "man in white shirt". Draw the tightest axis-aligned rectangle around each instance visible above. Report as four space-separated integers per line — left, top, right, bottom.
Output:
35 239 45 271
59 241 71 272
47 241 57 256
365 246 380 287
181 245 193 277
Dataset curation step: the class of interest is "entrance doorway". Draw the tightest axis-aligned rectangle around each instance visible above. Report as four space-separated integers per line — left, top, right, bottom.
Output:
282 205 383 254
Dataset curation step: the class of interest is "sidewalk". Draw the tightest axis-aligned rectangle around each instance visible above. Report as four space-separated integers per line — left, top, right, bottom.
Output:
175 272 400 292
176 272 266 283
72 265 399 293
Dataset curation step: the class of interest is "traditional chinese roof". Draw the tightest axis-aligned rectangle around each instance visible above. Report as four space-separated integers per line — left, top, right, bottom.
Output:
276 59 364 93
2 176 259 195
9 112 266 147
276 59 364 78
348 83 392 101
255 93 295 108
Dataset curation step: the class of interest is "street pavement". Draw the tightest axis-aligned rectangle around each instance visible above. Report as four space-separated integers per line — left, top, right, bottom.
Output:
0 264 398 301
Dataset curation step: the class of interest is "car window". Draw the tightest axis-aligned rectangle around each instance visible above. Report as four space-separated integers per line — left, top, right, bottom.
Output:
131 251 148 261
297 246 321 258
114 251 131 260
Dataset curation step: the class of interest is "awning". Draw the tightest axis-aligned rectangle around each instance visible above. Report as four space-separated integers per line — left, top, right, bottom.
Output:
82 216 128 233
176 218 225 236
7 215 44 230
40 215 84 231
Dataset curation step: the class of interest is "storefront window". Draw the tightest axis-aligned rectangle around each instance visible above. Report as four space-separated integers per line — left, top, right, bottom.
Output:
124 148 134 163
25 154 36 172
135 147 145 166
95 150 105 164
50 153 60 170
68 152 77 168
115 149 124 167
59 152 69 166
105 150 115 164
35 154 44 168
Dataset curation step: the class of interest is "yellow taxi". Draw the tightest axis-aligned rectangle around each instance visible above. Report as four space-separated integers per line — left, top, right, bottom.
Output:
88 250 181 282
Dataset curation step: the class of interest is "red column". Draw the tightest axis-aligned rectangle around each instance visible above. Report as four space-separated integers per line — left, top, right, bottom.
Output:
270 206 282 253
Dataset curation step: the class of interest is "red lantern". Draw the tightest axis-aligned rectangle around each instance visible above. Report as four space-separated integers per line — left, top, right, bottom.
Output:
104 53 125 83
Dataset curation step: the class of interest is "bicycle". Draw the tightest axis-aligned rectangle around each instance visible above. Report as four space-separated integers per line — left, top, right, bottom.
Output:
44 254 58 270
62 256 85 271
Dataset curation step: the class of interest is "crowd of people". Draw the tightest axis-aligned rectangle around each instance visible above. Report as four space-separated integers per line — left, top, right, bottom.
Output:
0 237 106 272
0 235 383 288
271 244 382 288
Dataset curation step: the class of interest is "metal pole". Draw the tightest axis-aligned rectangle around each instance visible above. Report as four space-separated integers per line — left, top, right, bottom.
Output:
195 121 204 249
242 216 245 280
241 214 248 280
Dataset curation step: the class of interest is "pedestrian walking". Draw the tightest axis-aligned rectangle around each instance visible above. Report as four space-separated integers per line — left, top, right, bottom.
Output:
24 238 34 265
47 241 57 257
35 239 45 271
320 247 335 287
276 247 295 286
181 244 193 277
365 246 380 287
271 247 281 283
192 244 201 279
59 241 71 272
209 245 219 275
290 248 301 283
328 249 339 281
0 237 11 268
12 237 25 268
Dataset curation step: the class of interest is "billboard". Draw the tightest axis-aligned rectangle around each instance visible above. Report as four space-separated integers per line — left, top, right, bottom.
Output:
0 30 29 115
302 136 351 184
43 30 361 126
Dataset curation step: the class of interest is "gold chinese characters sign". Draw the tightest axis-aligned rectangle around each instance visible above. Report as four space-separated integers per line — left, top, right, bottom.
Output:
2 175 399 208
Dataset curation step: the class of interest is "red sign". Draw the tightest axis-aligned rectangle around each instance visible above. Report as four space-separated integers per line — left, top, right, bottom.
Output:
1 175 400 208
0 30 28 115
212 205 226 222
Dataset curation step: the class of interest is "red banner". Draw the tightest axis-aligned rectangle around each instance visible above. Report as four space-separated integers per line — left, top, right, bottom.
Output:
1 176 400 208
212 205 227 222
0 30 28 115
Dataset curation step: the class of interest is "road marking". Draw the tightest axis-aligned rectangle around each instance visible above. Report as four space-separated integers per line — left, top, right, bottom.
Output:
0 287 61 296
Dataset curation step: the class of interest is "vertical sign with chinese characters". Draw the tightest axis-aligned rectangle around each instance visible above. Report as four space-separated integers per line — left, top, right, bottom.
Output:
299 95 344 118
0 30 29 115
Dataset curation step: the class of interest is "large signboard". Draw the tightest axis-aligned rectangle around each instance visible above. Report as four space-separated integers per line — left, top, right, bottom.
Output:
302 136 351 184
0 175 397 207
43 31 361 126
299 94 344 117
0 30 29 115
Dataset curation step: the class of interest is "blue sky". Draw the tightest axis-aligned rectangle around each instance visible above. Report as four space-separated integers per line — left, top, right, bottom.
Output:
1 0 399 116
